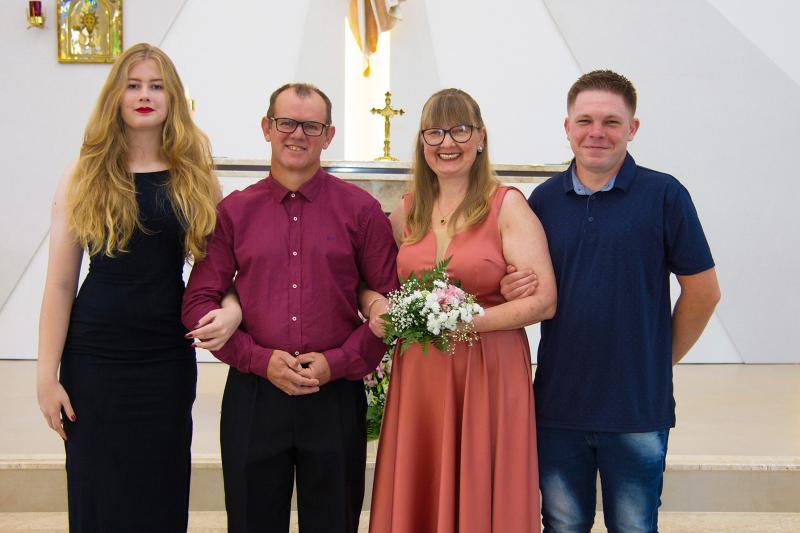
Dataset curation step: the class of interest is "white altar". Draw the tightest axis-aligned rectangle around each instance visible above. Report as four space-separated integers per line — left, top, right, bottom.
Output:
213 159 569 211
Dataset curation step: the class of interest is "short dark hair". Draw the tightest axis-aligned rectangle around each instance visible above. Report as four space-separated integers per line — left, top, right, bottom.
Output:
567 70 637 114
267 83 332 124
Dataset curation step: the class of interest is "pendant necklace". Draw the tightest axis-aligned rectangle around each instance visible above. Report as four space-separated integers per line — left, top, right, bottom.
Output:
436 200 458 225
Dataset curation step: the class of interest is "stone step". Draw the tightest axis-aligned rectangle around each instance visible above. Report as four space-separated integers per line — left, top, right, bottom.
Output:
1 511 799 532
2 453 798 514
5 363 800 520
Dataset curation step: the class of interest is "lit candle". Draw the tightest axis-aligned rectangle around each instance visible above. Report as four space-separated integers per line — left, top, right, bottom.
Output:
29 1 42 18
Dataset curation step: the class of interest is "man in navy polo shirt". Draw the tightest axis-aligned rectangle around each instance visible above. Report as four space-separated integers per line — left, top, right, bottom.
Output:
503 70 721 532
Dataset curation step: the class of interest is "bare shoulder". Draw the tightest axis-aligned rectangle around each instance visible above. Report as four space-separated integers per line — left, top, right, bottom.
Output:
499 186 528 207
498 187 533 225
53 159 79 207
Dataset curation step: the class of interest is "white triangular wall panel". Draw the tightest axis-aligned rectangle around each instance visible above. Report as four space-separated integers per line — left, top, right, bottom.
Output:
160 0 346 161
708 0 800 86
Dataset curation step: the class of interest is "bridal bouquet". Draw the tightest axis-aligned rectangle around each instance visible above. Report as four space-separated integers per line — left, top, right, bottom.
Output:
381 257 484 355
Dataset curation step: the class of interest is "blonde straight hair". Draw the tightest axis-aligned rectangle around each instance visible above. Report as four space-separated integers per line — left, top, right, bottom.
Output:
406 88 498 244
66 43 218 260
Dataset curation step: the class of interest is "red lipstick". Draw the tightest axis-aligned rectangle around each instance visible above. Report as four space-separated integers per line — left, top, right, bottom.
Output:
135 107 154 114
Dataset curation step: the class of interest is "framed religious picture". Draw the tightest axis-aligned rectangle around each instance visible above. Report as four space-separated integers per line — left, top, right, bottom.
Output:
57 0 123 63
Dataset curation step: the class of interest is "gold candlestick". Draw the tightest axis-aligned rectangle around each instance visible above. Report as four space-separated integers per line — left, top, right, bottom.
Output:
370 91 404 161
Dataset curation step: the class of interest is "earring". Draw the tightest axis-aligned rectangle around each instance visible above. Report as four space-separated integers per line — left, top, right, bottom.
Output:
477 146 484 153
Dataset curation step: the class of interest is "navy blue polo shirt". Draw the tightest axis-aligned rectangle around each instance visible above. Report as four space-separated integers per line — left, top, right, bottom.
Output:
530 153 714 432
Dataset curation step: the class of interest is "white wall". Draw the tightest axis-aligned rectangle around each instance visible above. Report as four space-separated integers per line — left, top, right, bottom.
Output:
161 1 346 161
1 0 795 363
707 0 800 85
389 0 579 165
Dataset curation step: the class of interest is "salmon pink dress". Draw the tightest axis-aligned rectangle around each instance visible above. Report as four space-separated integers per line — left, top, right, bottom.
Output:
369 186 540 533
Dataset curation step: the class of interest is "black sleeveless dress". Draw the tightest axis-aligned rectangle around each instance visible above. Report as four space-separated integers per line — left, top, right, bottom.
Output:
60 171 196 532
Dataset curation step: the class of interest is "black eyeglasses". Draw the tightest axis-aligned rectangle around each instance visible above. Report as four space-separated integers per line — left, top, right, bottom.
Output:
420 124 478 146
270 117 329 137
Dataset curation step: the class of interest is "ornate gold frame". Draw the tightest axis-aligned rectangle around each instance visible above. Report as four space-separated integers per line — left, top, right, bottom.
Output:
57 0 122 63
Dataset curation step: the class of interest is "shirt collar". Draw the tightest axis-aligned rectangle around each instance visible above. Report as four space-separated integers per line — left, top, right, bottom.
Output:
264 167 326 202
562 152 637 194
571 167 615 196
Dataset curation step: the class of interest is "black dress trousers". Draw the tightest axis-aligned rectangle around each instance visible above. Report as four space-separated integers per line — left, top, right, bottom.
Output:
221 367 367 533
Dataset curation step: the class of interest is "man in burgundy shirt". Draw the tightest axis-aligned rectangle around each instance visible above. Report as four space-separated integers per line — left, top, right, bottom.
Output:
182 83 398 533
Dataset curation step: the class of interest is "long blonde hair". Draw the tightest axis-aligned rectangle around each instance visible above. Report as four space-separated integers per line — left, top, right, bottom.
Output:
66 43 218 260
406 88 498 244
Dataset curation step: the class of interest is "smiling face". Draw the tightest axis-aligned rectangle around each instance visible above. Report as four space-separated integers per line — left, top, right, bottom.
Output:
120 58 169 132
422 123 484 182
565 89 639 181
261 88 335 179
418 91 486 183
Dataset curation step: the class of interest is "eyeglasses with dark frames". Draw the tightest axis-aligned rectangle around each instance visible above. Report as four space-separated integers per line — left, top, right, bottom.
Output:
420 124 479 146
270 117 329 137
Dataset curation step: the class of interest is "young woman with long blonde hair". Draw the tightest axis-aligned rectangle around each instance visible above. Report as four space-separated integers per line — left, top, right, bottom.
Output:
37 43 239 532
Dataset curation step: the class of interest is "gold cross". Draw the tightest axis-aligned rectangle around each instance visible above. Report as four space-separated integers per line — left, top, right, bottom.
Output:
370 91 404 161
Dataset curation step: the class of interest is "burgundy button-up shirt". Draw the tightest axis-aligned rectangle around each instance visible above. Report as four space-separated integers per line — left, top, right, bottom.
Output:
182 168 398 381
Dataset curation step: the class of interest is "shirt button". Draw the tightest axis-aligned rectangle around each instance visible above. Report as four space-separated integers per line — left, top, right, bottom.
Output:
292 251 298 256
291 316 297 321
294 351 300 356
588 217 594 222
292 216 298 222
290 193 296 198
292 283 298 289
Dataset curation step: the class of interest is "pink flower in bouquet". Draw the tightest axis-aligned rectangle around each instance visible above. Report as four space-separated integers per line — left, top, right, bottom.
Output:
433 285 466 310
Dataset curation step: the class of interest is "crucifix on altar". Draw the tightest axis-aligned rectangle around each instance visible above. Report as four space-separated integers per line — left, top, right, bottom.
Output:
370 91 404 161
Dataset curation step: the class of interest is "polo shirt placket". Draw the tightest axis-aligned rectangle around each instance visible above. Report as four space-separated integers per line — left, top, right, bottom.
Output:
582 193 600 245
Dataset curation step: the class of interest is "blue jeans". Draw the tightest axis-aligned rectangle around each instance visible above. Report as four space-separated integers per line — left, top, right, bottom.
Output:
537 427 669 533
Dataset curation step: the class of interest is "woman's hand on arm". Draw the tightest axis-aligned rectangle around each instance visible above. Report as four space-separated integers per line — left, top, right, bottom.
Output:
473 190 556 332
37 164 82 440
358 285 390 338
185 286 243 351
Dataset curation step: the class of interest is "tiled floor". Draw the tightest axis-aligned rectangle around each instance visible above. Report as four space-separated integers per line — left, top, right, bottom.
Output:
1 511 799 532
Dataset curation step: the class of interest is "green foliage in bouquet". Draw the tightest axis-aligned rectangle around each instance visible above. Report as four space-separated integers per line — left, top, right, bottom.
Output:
364 349 392 441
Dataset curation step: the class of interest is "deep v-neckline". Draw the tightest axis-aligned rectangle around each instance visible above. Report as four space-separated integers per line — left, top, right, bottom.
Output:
432 226 456 265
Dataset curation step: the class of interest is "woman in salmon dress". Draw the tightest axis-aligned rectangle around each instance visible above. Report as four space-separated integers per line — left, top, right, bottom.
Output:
365 89 557 533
